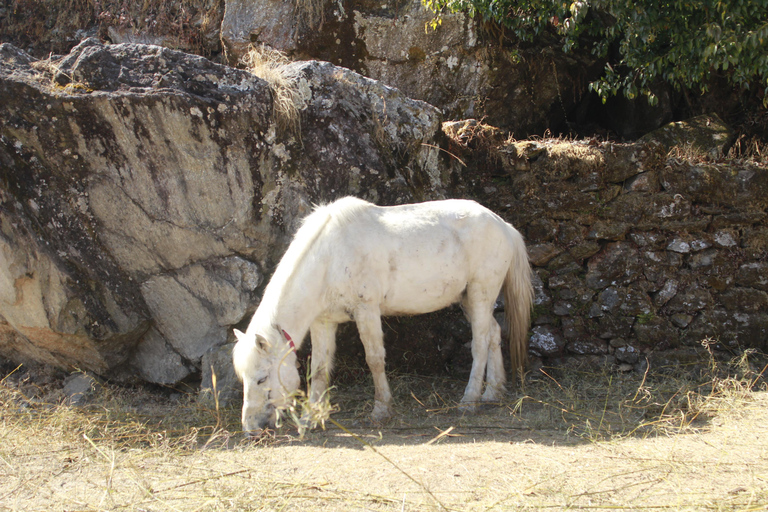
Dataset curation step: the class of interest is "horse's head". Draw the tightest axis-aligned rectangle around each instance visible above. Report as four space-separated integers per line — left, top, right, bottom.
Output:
232 328 300 437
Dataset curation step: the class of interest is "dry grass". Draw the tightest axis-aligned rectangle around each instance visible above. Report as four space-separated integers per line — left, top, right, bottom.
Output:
241 45 303 139
2 348 767 511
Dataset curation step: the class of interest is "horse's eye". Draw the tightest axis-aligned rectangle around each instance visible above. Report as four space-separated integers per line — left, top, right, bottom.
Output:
257 377 268 385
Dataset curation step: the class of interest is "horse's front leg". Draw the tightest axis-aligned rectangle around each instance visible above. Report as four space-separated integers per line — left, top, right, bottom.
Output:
355 305 393 423
308 320 338 405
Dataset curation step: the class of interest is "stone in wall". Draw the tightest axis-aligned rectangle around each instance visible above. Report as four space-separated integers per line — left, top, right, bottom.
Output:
640 114 736 157
220 0 298 62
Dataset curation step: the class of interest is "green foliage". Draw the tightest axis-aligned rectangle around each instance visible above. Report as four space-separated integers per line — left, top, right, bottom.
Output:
424 0 768 106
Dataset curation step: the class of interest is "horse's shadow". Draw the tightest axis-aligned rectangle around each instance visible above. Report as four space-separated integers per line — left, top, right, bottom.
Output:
239 360 720 450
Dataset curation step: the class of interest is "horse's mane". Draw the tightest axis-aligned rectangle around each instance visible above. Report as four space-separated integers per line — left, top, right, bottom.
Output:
251 197 372 330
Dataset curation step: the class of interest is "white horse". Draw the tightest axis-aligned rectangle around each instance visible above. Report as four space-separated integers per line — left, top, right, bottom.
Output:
233 197 533 436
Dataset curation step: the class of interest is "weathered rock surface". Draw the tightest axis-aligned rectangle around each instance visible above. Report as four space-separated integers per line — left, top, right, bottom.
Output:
222 0 601 135
62 371 102 405
0 0 675 140
0 40 445 383
200 342 241 406
641 114 736 157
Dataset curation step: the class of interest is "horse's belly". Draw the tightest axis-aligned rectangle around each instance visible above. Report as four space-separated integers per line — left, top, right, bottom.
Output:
381 271 467 315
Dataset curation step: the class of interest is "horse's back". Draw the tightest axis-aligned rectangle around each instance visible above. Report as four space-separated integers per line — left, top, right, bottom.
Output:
319 198 521 316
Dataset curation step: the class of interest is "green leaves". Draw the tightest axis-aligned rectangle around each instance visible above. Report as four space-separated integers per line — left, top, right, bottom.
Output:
424 0 768 107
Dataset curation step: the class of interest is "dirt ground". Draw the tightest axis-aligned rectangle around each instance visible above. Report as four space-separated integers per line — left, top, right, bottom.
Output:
251 398 768 511
2 358 768 511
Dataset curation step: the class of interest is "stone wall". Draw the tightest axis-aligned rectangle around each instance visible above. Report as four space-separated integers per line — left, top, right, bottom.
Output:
453 126 768 370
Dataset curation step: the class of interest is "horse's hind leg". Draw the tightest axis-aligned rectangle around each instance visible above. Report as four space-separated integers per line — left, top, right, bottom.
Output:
460 284 498 409
355 305 393 423
482 318 506 402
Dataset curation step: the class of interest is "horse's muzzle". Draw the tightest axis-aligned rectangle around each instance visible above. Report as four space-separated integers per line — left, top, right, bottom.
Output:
242 405 276 438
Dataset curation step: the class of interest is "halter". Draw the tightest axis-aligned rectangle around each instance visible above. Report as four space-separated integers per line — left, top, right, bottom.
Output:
282 329 296 352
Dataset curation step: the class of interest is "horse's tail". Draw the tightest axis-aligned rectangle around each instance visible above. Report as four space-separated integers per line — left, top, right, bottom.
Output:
504 227 534 384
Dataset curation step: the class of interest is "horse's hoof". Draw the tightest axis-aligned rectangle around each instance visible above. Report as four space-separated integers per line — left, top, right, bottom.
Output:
297 414 312 435
458 401 477 414
481 390 504 403
370 403 393 424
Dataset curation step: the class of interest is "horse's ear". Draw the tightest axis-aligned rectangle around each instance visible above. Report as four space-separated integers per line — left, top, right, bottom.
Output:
255 334 271 352
233 329 269 352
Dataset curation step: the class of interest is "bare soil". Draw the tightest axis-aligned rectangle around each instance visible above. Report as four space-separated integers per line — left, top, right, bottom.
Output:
2 355 767 511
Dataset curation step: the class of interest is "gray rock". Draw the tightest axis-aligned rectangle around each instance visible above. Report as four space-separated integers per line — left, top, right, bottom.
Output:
531 271 552 308
566 339 608 355
0 41 446 383
689 248 721 271
529 325 565 357
596 316 635 340
667 284 714 313
670 313 694 329
718 287 768 313
712 229 739 248
615 345 640 365
62 372 102 406
736 262 768 292
585 243 643 289
666 238 692 253
200 342 241 407
654 279 679 308
221 0 298 63
630 231 665 249
137 257 263 367
131 328 195 385
528 243 562 267
587 221 630 241
142 275 225 363
618 286 653 316
633 315 678 350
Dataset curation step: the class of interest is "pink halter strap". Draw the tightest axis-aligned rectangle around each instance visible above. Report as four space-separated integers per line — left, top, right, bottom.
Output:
282 329 296 352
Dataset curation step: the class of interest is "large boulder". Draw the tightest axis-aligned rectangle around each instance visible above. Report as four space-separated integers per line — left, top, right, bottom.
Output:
0 39 445 383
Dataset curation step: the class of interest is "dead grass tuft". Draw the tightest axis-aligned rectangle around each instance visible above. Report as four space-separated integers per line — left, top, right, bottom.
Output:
442 119 506 152
241 44 303 139
667 142 721 165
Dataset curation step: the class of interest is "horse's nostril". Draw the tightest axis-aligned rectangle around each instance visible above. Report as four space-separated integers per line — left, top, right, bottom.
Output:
245 427 276 441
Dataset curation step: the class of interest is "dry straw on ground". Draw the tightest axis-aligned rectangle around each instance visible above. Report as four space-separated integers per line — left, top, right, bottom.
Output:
2 346 767 511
